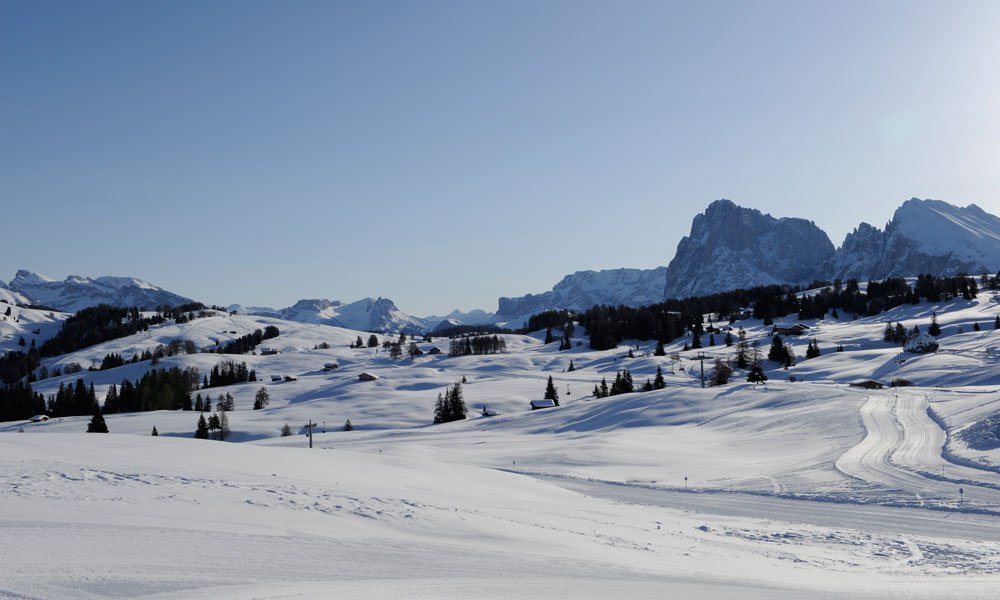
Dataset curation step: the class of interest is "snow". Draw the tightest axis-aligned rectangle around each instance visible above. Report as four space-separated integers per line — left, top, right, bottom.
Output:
9 291 1000 596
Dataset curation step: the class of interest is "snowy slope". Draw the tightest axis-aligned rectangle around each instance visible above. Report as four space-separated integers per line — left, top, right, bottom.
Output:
10 286 1000 597
6 269 195 312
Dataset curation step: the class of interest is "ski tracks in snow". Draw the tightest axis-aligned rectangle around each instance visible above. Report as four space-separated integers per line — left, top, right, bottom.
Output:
836 392 1000 510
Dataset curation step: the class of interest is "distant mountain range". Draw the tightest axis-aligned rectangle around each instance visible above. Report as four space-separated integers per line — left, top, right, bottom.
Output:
494 197 1000 318
8 197 1000 331
1 270 193 313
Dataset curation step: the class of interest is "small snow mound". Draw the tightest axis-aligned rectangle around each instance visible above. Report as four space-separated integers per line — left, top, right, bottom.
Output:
960 414 1000 450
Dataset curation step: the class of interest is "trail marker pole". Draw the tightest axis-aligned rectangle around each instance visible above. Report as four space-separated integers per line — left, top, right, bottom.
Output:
684 476 688 489
959 487 964 504
308 419 313 449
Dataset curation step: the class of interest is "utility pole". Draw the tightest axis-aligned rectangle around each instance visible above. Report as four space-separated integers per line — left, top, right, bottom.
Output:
308 419 313 449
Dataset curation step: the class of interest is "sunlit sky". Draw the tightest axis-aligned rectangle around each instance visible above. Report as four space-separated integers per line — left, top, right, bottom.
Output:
3 1 1000 315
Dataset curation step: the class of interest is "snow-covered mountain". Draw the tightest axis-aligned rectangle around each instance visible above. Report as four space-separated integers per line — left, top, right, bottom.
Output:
496 267 668 326
241 297 427 333
663 200 835 299
0 280 30 306
828 198 1000 281
5 270 195 312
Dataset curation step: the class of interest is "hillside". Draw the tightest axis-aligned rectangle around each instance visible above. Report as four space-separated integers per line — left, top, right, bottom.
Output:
6 287 1000 597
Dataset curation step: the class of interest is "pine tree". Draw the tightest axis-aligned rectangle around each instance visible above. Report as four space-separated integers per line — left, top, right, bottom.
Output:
280 423 292 437
544 328 554 344
768 335 790 365
592 384 600 398
928 311 941 336
86 405 109 433
208 413 221 439
367 334 378 348
343 419 353 431
642 379 653 392
544 376 559 406
724 332 733 347
433 392 446 424
600 377 609 398
151 426 158 436
974 321 981 332
627 349 634 358
995 316 1000 330
653 366 666 390
805 339 820 359
711 359 733 386
355 335 364 348
654 340 666 356
447 382 467 421
747 364 768 385
253 387 270 410
567 360 576 372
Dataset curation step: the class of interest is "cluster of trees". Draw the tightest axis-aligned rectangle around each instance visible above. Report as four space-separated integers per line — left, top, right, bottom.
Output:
203 361 256 388
543 321 576 350
0 381 45 421
433 382 468 423
194 411 230 440
351 334 380 348
448 335 507 357
102 366 201 414
218 326 279 354
38 305 167 357
592 370 634 398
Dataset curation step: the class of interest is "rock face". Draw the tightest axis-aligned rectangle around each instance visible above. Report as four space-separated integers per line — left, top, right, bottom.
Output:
828 199 1000 281
663 200 835 299
6 270 194 312
496 267 668 326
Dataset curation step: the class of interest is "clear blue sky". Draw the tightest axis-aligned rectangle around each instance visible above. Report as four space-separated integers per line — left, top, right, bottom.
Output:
3 1 1000 315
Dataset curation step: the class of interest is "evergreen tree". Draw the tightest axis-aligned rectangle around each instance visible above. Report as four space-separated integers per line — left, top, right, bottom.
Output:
724 332 733 347
653 366 666 390
805 339 820 359
995 316 1000 330
253 387 270 410
433 392 446 424
928 311 941 336
544 328 554 344
709 333 715 346
447 382 467 421
86 405 109 433
354 335 364 348
627 348 635 358
747 364 768 385
600 377 609 398
208 413 221 439
974 321 981 332
592 384 601 398
642 379 653 392
711 359 733 386
389 343 402 359
768 335 790 365
544 376 559 406
654 340 666 356
367 334 379 347
567 360 576 372
280 423 292 437
151 426 158 436
343 419 353 431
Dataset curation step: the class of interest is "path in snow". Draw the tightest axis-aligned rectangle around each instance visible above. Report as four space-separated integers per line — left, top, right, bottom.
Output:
835 392 1000 509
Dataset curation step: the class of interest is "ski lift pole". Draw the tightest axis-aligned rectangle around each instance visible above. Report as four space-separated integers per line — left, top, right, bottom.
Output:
308 419 313 449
